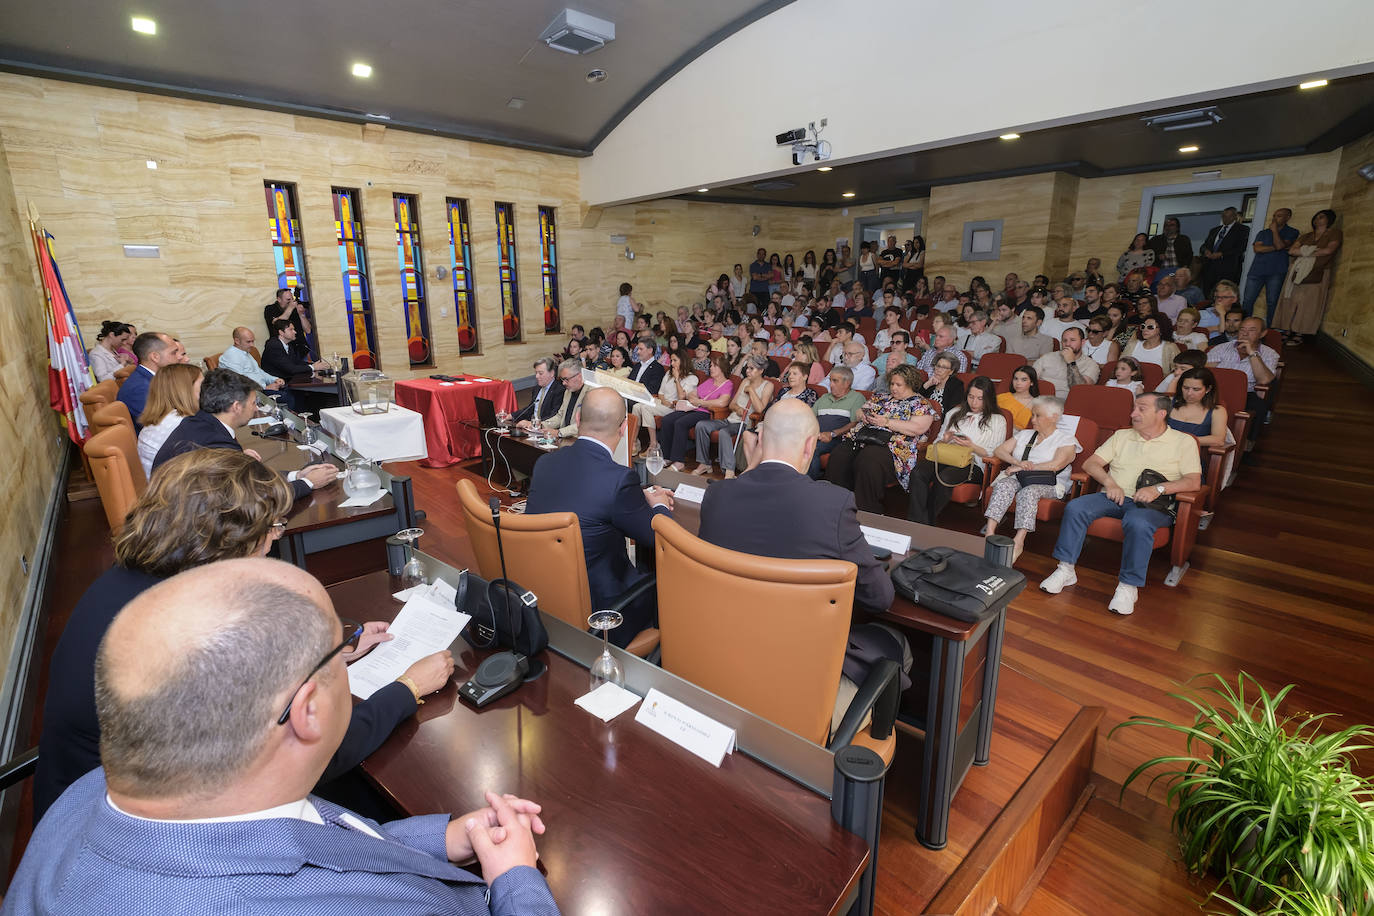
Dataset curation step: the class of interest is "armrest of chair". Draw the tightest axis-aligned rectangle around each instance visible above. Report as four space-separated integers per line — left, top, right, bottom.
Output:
709 406 730 421
0 746 38 793
1070 470 1094 496
608 575 657 615
1205 442 1234 497
830 658 901 748
1254 383 1271 399
1172 491 1201 565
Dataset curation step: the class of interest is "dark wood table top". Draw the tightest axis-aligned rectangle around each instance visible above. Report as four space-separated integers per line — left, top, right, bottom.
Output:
329 571 869 916
648 467 986 641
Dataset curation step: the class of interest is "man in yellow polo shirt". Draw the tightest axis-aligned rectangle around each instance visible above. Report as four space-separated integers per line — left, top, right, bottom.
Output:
707 322 729 353
1040 393 1201 615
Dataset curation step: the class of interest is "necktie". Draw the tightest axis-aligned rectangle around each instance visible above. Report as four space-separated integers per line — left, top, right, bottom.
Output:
532 385 546 419
1217 225 1229 244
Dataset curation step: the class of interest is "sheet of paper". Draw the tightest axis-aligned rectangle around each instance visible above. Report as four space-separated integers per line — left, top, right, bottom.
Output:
339 489 386 508
247 417 273 426
860 525 912 555
672 483 706 503
574 682 642 722
347 592 471 699
635 688 736 767
392 579 457 605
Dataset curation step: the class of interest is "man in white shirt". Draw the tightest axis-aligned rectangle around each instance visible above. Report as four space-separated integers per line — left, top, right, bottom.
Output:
840 342 877 392
1207 316 1278 444
829 280 847 313
1154 275 1187 322
1003 307 1056 361
778 282 796 310
964 311 1002 369
219 328 285 391
932 286 960 313
1033 328 1101 392
1040 297 1087 342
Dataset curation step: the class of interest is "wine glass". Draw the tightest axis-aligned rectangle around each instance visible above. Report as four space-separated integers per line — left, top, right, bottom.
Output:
334 436 353 462
496 409 512 430
298 411 317 446
587 610 624 690
395 528 426 588
644 446 664 477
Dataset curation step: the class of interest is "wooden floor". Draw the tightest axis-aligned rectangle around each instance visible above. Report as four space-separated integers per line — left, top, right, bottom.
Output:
10 345 1372 913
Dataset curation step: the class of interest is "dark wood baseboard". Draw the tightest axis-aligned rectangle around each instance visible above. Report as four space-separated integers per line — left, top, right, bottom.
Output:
1315 331 1374 391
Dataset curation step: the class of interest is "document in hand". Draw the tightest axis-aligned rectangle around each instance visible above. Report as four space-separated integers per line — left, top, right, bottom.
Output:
580 368 653 405
347 589 471 699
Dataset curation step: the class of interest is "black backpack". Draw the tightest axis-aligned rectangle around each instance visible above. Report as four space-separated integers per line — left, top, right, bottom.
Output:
890 547 1025 623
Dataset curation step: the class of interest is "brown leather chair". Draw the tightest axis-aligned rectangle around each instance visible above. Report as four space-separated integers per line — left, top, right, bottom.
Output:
204 354 221 371
79 379 118 415
112 366 136 387
976 352 1028 386
650 515 898 762
249 346 263 366
84 425 148 531
1063 386 1133 448
88 400 134 437
455 479 659 657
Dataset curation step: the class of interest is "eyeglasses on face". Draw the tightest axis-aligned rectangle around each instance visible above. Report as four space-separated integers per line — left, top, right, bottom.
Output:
276 619 363 725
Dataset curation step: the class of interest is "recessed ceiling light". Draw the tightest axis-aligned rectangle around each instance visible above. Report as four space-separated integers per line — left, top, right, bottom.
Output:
145 160 158 169
131 16 156 35
352 63 373 78
1299 79 1328 90
1178 145 1199 153
586 69 608 84
817 166 833 172
999 132 1020 141
696 188 709 193
506 97 525 109
842 192 855 198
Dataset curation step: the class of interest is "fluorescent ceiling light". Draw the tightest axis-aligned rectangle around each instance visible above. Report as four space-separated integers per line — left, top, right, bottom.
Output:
1142 107 1223 132
816 166 833 172
352 63 373 78
841 192 855 198
131 17 156 34
696 188 709 193
1299 79 1328 90
999 133 1020 141
1178 145 1199 153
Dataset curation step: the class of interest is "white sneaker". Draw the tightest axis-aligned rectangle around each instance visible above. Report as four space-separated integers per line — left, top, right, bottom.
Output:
1109 583 1138 615
1040 563 1077 594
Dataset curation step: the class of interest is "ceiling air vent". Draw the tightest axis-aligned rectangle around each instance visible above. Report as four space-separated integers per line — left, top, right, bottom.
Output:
750 179 797 191
540 9 615 55
1141 107 1224 132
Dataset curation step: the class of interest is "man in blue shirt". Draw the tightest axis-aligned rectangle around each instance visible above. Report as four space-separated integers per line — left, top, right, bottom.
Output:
748 247 771 310
1243 208 1299 324
219 327 286 391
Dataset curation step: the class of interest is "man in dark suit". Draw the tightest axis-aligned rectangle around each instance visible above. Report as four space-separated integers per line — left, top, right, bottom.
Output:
627 339 665 395
526 387 675 648
1198 207 1250 296
263 287 315 361
115 331 181 432
262 319 325 382
513 357 564 428
153 369 336 498
10 558 557 914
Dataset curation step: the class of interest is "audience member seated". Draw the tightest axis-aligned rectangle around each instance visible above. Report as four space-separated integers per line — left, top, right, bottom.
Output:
908 377 1006 525
1033 328 1100 392
262 318 326 381
1206 316 1278 445
1154 275 1187 322
989 299 1018 339
964 310 1002 369
153 369 336 498
1082 315 1120 364
834 341 877 392
791 340 828 385
1168 368 1230 480
514 357 564 429
88 321 134 382
1040 297 1086 341
602 346 632 378
1122 312 1179 375
627 339 666 395
739 362 820 471
918 352 964 413
1173 307 1209 352
1040 393 1202 615
528 388 674 648
873 304 905 350
1208 300 1245 348
1157 349 1207 397
913 325 971 375
31 450 454 823
1173 266 1204 307
693 354 773 480
14 556 549 915
870 331 919 393
767 325 794 358
135 363 203 477
826 365 939 513
540 359 585 439
1073 283 1106 320
997 365 1041 430
219 327 285 391
698 399 909 731
632 348 696 456
809 366 865 478
662 353 734 471
116 332 184 432
982 396 1081 563
1107 304 1135 353
1003 306 1056 361
751 339 783 378
1106 356 1145 395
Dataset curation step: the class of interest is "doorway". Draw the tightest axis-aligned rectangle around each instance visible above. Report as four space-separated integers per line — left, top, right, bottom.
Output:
1137 175 1272 293
852 210 924 257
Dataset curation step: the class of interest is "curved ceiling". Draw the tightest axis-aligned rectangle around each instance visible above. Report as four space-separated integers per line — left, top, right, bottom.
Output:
0 0 790 155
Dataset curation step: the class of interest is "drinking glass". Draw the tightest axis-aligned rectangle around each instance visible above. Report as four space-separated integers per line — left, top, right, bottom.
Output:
298 411 317 446
396 528 426 588
587 611 624 690
644 446 664 477
496 409 512 430
334 436 352 462
270 395 285 422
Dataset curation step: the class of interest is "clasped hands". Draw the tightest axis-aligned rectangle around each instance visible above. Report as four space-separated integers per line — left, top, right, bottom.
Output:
447 791 547 883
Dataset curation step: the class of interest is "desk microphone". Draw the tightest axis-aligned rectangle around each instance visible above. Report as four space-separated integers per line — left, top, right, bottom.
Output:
459 497 541 707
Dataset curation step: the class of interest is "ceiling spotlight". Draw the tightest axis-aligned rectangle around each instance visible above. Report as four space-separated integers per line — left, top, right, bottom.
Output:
817 166 833 172
1178 145 1199 153
696 188 709 193
586 69 608 84
131 16 156 34
842 192 855 198
145 160 158 169
352 63 373 78
999 133 1020 141
1299 79 1328 90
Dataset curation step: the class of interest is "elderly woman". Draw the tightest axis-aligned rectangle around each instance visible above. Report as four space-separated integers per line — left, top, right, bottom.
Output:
907 377 1007 525
663 352 734 471
32 449 455 822
919 351 964 412
1274 208 1343 345
692 354 773 479
632 348 697 455
825 364 940 513
982 396 1081 563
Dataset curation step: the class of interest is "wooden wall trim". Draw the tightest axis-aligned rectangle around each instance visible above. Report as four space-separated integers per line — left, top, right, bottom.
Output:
1316 331 1374 391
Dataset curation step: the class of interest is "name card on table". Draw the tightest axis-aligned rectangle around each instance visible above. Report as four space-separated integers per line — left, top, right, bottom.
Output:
672 483 706 503
860 525 911 556
635 688 736 767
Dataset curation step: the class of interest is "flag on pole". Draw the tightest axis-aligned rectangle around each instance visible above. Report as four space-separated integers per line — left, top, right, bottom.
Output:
28 202 94 444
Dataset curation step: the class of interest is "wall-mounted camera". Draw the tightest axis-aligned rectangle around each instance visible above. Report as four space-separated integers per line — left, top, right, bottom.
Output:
777 119 831 167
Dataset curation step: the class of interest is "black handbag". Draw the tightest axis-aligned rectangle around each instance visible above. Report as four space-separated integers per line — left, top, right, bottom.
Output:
890 547 1025 623
1134 468 1178 519
1011 430 1058 487
853 424 895 448
461 571 550 658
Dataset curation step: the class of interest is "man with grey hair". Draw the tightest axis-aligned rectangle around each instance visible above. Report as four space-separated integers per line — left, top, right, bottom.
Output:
964 310 1001 369
540 358 584 438
514 356 563 429
1041 392 1201 616
8 558 558 914
809 365 865 478
839 341 877 392
914 325 970 374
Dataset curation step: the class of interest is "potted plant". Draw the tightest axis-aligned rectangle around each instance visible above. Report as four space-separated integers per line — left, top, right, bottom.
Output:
1111 672 1374 914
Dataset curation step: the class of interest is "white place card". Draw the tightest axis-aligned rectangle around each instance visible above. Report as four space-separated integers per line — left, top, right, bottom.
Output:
860 525 912 556
672 483 706 503
635 688 736 767
247 417 273 426
574 682 642 722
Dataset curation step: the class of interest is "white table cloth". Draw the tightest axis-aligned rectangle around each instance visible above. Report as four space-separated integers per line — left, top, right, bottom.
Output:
319 405 428 463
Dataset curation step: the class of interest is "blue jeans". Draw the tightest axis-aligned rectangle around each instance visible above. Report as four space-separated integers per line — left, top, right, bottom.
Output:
1051 492 1173 587
1242 271 1285 322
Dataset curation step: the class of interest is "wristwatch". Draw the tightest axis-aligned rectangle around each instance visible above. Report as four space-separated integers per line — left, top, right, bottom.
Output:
1155 484 1166 495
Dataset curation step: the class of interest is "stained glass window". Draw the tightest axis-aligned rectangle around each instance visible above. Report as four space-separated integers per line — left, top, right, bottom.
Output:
264 181 317 353
393 194 433 367
332 188 379 369
495 201 521 342
538 206 560 334
446 198 480 353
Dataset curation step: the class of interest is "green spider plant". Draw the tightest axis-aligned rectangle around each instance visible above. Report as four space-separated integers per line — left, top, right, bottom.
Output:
1216 870 1353 916
1110 673 1374 914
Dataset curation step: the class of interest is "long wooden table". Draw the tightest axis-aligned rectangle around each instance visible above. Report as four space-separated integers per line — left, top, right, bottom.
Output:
328 567 871 916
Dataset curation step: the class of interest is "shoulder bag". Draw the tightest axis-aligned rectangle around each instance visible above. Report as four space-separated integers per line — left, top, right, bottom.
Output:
890 547 1025 623
1013 431 1058 487
1134 468 1178 520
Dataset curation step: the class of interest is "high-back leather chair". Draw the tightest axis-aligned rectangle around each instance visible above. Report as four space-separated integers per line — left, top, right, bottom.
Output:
112 365 136 387
651 515 896 761
455 479 659 657
976 353 1028 387
1210 367 1255 451
204 354 221 371
1064 386 1133 447
1098 360 1163 394
79 379 118 416
88 400 134 437
249 346 263 366
84 425 148 530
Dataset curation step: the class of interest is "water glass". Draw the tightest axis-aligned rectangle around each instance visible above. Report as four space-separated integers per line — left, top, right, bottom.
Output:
644 446 664 477
396 527 427 589
587 610 624 690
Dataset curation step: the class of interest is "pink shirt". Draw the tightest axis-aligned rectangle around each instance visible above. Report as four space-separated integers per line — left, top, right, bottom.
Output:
694 377 734 411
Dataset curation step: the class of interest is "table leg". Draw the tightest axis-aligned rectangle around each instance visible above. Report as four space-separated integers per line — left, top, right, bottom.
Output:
975 609 1006 766
832 745 887 916
278 533 306 569
917 636 963 850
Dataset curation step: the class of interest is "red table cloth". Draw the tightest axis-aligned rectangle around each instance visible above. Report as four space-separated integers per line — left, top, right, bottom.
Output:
393 377 517 467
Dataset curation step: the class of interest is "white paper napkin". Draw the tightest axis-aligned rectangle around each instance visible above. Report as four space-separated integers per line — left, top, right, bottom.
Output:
574 682 642 722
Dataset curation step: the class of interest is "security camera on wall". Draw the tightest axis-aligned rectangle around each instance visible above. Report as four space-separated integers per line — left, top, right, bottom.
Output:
780 119 830 167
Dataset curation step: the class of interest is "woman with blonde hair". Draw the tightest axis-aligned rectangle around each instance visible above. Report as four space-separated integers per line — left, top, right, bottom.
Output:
136 362 204 476
791 339 828 385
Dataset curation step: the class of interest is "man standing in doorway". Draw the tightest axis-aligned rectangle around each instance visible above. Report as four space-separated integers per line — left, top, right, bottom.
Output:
1146 217 1193 285
1198 207 1250 297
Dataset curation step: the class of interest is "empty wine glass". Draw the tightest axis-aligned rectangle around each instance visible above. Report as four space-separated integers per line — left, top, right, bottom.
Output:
644 446 664 477
395 528 426 588
496 409 512 430
270 395 285 422
587 610 624 690
298 411 317 446
334 436 352 462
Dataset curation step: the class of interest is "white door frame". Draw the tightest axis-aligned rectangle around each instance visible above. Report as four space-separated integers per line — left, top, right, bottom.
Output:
1137 174 1273 293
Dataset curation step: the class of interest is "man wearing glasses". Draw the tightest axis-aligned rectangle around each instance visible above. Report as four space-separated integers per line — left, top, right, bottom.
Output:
541 359 585 439
9 558 558 914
